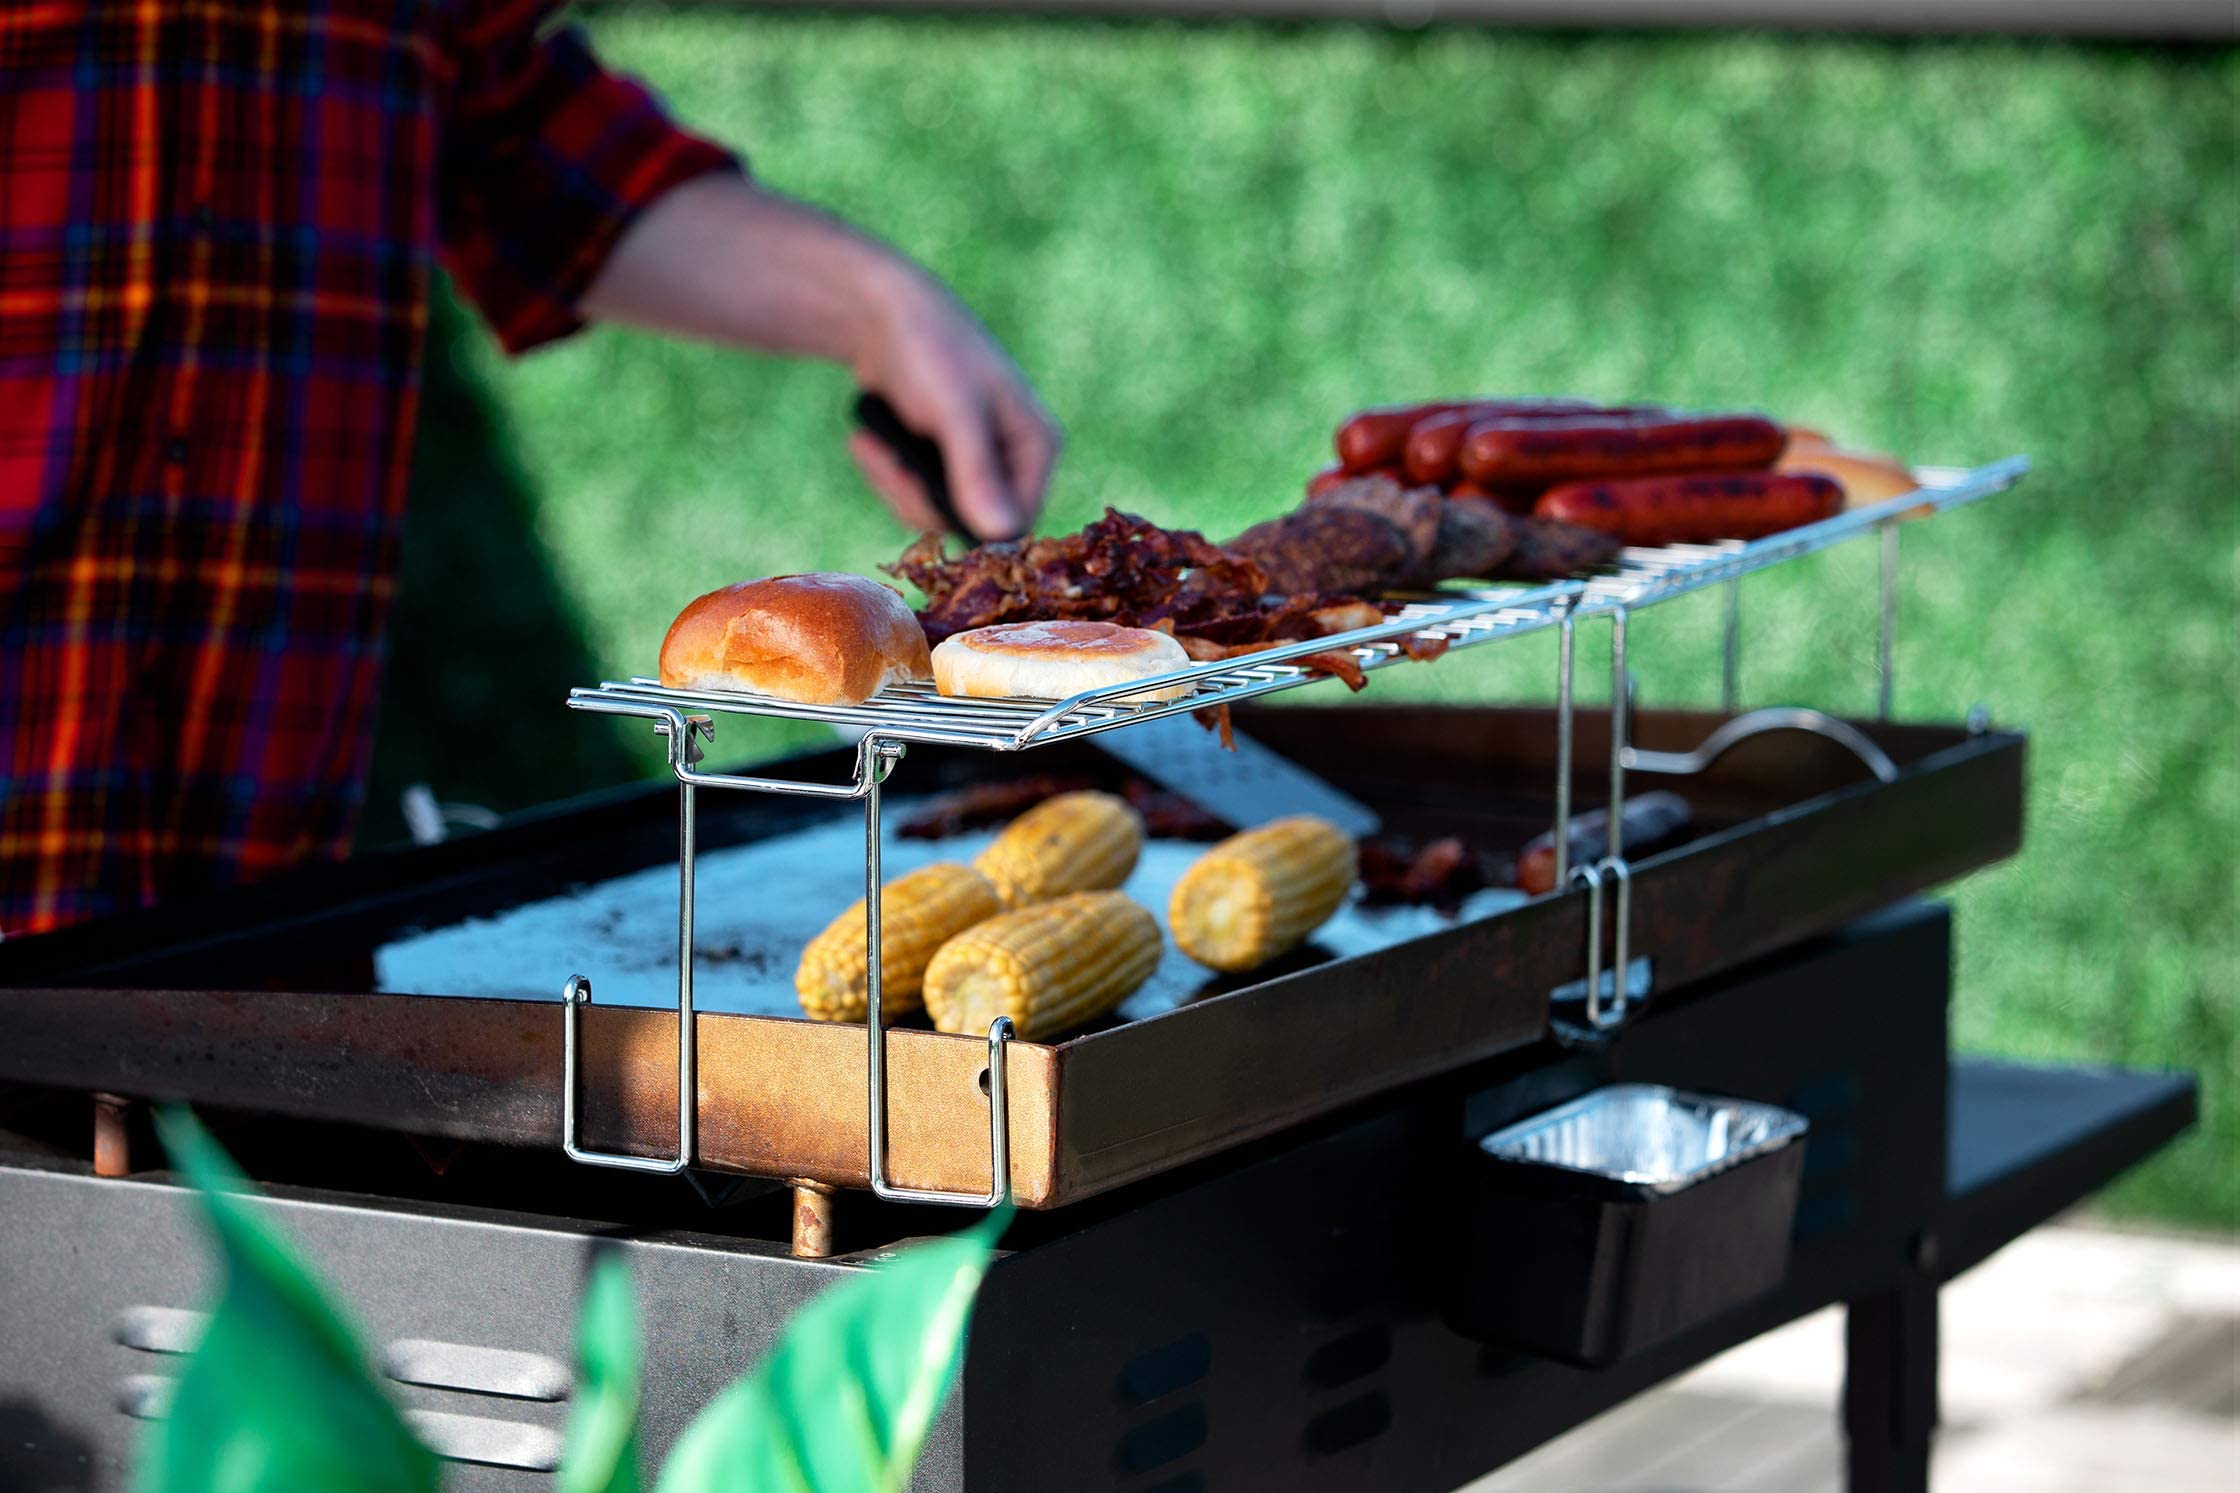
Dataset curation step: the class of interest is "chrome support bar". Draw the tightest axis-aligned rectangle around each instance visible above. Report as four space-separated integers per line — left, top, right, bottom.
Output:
1878 521 1900 720
1623 706 1900 785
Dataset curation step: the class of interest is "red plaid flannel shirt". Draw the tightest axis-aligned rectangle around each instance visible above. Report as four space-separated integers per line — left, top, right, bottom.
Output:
0 0 736 936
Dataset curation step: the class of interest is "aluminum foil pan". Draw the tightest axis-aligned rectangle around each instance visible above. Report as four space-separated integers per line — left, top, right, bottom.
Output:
1478 1083 1808 1197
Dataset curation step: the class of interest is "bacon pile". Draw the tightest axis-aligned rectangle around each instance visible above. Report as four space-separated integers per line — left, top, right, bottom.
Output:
885 507 1391 688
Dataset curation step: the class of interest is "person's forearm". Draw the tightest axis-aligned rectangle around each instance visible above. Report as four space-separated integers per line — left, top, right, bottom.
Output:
580 174 913 367
579 169 1058 539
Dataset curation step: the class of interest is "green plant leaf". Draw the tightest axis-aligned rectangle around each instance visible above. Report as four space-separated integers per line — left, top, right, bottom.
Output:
654 1208 1010 1493
138 1108 440 1493
558 1255 644 1493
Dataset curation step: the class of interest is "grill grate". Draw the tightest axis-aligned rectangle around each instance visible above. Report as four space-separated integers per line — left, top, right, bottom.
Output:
567 457 2025 755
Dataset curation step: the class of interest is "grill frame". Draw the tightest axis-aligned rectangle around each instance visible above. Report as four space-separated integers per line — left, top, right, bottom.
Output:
550 458 2028 1212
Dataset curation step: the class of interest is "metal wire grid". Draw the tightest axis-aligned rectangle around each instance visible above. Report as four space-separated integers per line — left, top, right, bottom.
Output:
570 582 1583 751
566 455 2026 752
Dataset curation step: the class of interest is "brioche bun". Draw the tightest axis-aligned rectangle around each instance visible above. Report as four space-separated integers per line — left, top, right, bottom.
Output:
659 573 930 705
1776 447 1920 509
931 620 1195 702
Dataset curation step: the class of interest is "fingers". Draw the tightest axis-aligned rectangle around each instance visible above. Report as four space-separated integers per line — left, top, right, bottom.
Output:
993 384 1061 529
847 430 946 535
929 398 1027 543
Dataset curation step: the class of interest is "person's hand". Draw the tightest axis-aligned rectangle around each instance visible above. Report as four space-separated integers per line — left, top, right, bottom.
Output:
580 177 1059 541
846 265 1059 541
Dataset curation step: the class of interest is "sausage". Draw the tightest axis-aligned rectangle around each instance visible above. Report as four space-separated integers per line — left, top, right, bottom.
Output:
1306 464 1348 498
1404 402 1665 484
1335 397 1605 473
1402 411 1478 485
1534 471 1843 547
1336 402 1476 473
1516 792 1694 896
1459 413 1787 485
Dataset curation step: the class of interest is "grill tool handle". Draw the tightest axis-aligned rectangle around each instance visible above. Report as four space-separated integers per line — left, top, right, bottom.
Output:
852 391 969 536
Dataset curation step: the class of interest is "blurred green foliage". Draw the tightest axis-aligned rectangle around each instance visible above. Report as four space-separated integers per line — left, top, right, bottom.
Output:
140 1111 439 1493
385 18 2235 1225
144 1111 1000 1492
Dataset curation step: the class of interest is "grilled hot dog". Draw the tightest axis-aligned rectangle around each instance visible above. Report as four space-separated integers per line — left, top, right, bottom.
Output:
1406 403 1667 485
1516 792 1694 897
1459 413 1786 486
1336 398 1603 473
1402 411 1478 484
1535 472 1842 547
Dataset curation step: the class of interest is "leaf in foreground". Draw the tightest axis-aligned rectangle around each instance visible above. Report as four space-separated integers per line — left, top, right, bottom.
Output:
139 1108 439 1493
655 1208 1010 1493
558 1255 645 1493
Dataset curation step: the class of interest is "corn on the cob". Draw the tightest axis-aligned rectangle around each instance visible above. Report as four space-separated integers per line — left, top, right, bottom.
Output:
1168 816 1356 973
795 861 1001 1022
923 891 1161 1040
973 790 1143 909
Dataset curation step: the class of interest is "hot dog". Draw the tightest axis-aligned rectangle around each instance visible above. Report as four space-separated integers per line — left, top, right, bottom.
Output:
1406 403 1668 485
1335 398 1604 473
1402 411 1478 485
1459 413 1787 486
1336 402 1477 473
1534 471 1843 547
1516 792 1694 896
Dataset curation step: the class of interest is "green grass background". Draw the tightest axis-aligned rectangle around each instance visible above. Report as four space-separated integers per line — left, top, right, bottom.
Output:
384 14 2236 1226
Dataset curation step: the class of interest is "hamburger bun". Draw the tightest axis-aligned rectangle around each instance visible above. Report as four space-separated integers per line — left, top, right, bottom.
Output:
659 573 931 705
1776 447 1920 509
932 620 1195 702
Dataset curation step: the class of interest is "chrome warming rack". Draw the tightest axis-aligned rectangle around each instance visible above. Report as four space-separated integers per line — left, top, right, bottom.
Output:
555 455 2030 1218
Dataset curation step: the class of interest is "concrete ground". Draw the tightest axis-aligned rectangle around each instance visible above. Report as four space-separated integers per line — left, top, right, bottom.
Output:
1467 1217 2240 1491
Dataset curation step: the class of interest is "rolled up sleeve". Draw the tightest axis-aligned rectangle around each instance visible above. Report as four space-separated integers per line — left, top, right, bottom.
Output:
439 1 741 354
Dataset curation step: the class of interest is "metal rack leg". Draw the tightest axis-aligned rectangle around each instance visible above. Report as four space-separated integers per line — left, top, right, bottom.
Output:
1721 577 1742 715
1553 608 1577 890
1607 606 1630 860
560 750 701 1175
1843 1267 1939 1493
863 737 1016 1209
1878 523 1900 721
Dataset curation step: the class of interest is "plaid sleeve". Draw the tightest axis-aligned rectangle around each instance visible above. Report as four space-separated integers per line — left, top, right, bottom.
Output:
438 1 742 355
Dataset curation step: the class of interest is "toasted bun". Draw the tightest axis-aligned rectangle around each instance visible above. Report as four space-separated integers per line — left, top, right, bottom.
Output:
1776 447 1919 509
932 620 1195 702
659 573 930 705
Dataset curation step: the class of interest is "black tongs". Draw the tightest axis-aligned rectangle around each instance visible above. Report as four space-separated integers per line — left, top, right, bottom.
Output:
854 391 1031 541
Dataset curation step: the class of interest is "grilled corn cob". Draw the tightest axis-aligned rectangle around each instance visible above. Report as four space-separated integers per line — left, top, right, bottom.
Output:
923 891 1161 1039
973 790 1143 909
1169 816 1356 973
795 861 1001 1022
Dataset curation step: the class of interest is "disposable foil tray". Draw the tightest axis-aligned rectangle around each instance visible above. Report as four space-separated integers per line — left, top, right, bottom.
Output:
1455 1084 1810 1366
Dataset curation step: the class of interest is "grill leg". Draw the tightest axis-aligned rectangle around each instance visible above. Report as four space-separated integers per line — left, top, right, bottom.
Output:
791 1179 838 1258
1842 1260 1938 1493
91 1093 133 1178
